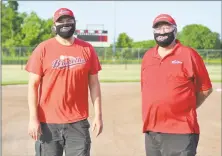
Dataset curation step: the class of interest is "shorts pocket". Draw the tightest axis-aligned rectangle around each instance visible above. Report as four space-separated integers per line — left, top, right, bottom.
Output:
79 119 90 129
78 119 91 143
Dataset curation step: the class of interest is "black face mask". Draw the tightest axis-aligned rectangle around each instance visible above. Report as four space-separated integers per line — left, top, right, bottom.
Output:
154 31 175 47
55 23 76 39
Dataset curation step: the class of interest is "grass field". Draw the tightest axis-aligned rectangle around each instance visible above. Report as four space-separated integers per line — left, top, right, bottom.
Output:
2 64 221 85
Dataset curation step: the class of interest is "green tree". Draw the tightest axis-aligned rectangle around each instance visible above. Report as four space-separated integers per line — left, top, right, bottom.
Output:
1 1 24 56
21 12 44 46
132 40 156 48
1 2 16 43
115 33 134 67
6 1 23 39
116 32 133 48
38 18 54 42
178 24 221 49
2 1 26 49
8 1 19 11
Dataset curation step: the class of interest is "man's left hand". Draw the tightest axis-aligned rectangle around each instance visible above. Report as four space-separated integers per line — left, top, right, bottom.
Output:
92 116 103 137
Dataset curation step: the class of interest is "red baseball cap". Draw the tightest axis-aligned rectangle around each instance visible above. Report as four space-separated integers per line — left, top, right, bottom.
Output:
53 8 75 23
152 14 176 28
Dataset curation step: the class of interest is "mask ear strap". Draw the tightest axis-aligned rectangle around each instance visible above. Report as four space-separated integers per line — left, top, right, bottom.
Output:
51 26 57 35
173 27 177 38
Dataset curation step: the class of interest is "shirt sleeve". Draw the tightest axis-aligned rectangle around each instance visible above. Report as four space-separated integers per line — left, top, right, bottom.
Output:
89 45 102 75
141 56 145 91
25 43 44 76
191 48 212 92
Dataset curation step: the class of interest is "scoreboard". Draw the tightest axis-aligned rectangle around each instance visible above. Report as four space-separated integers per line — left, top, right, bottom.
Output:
74 29 109 47
77 35 107 42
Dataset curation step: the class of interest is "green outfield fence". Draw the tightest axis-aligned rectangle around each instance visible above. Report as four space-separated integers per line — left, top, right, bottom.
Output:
1 46 222 67
2 46 221 85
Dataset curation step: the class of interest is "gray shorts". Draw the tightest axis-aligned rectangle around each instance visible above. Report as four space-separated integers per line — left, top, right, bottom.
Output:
35 119 91 156
145 131 199 156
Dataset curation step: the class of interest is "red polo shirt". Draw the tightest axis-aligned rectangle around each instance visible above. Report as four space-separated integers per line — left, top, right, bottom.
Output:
141 40 212 134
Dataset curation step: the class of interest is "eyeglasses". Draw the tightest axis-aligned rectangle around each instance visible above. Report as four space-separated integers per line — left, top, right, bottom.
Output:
153 25 176 33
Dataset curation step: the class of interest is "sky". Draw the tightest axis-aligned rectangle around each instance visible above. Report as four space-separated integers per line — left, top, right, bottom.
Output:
17 1 221 43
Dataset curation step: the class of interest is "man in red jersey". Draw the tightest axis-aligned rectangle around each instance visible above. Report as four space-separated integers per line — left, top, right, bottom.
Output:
141 14 213 156
26 8 103 156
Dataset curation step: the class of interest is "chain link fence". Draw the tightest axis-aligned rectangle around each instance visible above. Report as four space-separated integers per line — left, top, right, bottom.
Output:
1 46 221 68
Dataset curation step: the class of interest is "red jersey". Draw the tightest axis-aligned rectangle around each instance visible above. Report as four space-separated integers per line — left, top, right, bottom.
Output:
141 40 212 134
25 37 101 123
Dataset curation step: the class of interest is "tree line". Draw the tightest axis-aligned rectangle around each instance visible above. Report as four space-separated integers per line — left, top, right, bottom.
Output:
2 1 222 58
2 1 54 56
116 26 221 50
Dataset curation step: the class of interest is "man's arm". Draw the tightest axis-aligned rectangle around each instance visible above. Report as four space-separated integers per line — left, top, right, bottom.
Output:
25 43 44 140
88 45 102 136
88 74 103 136
191 48 213 109
89 74 102 118
196 88 213 109
27 72 42 140
28 72 42 120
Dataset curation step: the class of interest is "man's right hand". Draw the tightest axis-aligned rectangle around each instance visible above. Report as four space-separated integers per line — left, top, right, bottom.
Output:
28 118 42 141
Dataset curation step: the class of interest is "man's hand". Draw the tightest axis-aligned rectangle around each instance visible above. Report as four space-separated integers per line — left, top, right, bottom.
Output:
196 88 213 109
28 117 42 141
92 115 103 137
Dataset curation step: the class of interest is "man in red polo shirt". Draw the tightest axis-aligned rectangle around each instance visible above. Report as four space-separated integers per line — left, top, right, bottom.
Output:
26 8 103 156
141 14 213 156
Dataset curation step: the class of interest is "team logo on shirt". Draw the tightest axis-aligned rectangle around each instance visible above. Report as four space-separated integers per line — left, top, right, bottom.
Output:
52 55 86 69
171 60 183 64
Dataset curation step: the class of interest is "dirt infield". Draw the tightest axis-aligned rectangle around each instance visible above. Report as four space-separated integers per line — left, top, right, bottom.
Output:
2 83 221 156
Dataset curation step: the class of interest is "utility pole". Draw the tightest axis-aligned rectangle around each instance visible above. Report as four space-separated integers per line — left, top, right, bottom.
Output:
113 1 116 56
